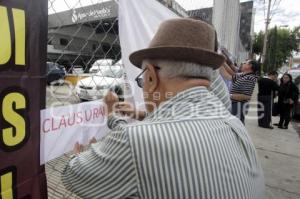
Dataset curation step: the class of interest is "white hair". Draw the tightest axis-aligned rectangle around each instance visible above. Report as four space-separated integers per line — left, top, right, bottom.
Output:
142 59 213 80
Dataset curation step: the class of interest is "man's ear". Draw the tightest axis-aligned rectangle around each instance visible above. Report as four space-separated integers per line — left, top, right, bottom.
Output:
146 64 159 93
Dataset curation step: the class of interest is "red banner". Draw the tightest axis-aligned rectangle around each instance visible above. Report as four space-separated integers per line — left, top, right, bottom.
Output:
0 0 48 198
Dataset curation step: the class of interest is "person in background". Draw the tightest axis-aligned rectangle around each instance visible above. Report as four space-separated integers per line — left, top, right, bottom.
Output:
276 73 299 129
220 59 260 124
61 18 264 199
257 71 279 129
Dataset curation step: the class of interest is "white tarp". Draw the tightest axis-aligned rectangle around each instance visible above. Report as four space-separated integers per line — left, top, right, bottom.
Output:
40 101 109 164
119 0 179 108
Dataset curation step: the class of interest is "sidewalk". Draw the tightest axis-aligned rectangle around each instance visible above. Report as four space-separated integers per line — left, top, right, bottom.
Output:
246 89 300 199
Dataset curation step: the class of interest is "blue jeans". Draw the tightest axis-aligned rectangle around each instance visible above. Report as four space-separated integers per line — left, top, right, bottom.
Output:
231 101 249 125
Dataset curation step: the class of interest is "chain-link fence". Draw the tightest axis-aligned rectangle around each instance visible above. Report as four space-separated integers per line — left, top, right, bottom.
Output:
45 0 254 198
46 0 121 108
46 0 121 198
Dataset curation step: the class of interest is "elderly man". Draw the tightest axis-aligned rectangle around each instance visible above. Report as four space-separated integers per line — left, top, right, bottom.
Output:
62 18 264 199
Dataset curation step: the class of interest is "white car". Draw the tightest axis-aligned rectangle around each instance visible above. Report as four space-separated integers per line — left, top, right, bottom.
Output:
292 76 300 117
71 65 84 74
89 59 114 73
76 65 124 101
288 69 300 82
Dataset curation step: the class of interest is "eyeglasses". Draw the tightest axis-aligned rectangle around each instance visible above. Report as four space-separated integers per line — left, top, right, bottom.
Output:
242 61 251 65
135 66 160 88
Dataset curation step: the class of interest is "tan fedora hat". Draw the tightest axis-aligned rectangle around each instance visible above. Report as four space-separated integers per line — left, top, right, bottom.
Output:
129 18 225 69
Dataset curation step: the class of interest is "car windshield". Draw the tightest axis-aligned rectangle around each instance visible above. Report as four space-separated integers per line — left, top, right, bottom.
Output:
101 67 123 78
289 71 300 81
92 59 113 68
47 63 60 71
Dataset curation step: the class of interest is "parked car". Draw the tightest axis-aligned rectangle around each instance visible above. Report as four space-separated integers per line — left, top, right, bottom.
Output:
89 59 114 73
76 64 124 101
46 62 66 85
288 69 300 82
71 65 84 74
292 76 300 117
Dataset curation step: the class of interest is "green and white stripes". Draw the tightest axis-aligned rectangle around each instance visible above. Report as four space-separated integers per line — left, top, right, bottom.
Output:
62 86 264 199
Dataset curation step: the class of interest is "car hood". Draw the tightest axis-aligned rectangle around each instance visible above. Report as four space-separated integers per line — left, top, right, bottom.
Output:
77 75 122 87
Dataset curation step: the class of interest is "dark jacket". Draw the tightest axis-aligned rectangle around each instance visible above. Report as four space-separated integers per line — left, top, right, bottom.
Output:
258 77 279 96
278 81 299 105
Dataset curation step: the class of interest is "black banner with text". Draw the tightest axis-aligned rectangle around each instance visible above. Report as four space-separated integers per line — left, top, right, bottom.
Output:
0 0 48 198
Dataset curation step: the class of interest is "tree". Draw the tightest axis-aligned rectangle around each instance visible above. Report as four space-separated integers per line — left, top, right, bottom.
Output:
252 26 300 72
252 31 264 61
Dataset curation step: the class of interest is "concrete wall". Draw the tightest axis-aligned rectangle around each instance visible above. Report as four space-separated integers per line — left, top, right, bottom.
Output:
212 0 240 60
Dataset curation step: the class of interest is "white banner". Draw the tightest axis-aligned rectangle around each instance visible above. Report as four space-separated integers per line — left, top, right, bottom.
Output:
119 0 179 108
40 101 109 164
40 0 180 165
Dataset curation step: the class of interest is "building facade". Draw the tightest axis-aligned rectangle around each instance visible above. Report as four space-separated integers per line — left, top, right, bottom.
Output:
188 1 254 63
47 0 187 71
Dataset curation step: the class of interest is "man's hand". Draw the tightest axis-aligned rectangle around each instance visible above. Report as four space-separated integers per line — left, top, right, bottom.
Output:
289 98 294 105
89 137 97 144
219 63 233 80
116 102 135 116
104 91 119 115
73 142 84 154
116 102 146 120
73 137 97 154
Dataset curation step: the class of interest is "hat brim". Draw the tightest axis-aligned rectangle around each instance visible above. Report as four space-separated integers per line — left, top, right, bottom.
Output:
129 46 225 70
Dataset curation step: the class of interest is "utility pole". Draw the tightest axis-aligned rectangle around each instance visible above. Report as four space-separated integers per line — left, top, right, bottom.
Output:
261 0 272 66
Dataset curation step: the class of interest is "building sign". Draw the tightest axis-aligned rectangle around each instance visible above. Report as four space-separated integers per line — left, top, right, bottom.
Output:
0 0 48 198
48 1 118 28
71 7 112 23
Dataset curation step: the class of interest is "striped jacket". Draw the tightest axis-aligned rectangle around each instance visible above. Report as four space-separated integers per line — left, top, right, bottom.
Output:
231 73 258 102
62 86 264 199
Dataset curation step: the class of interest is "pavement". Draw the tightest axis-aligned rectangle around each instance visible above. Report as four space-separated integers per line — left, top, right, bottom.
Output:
245 89 300 199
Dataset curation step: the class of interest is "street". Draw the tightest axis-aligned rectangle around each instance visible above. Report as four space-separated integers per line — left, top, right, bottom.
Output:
291 117 300 137
246 89 300 199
